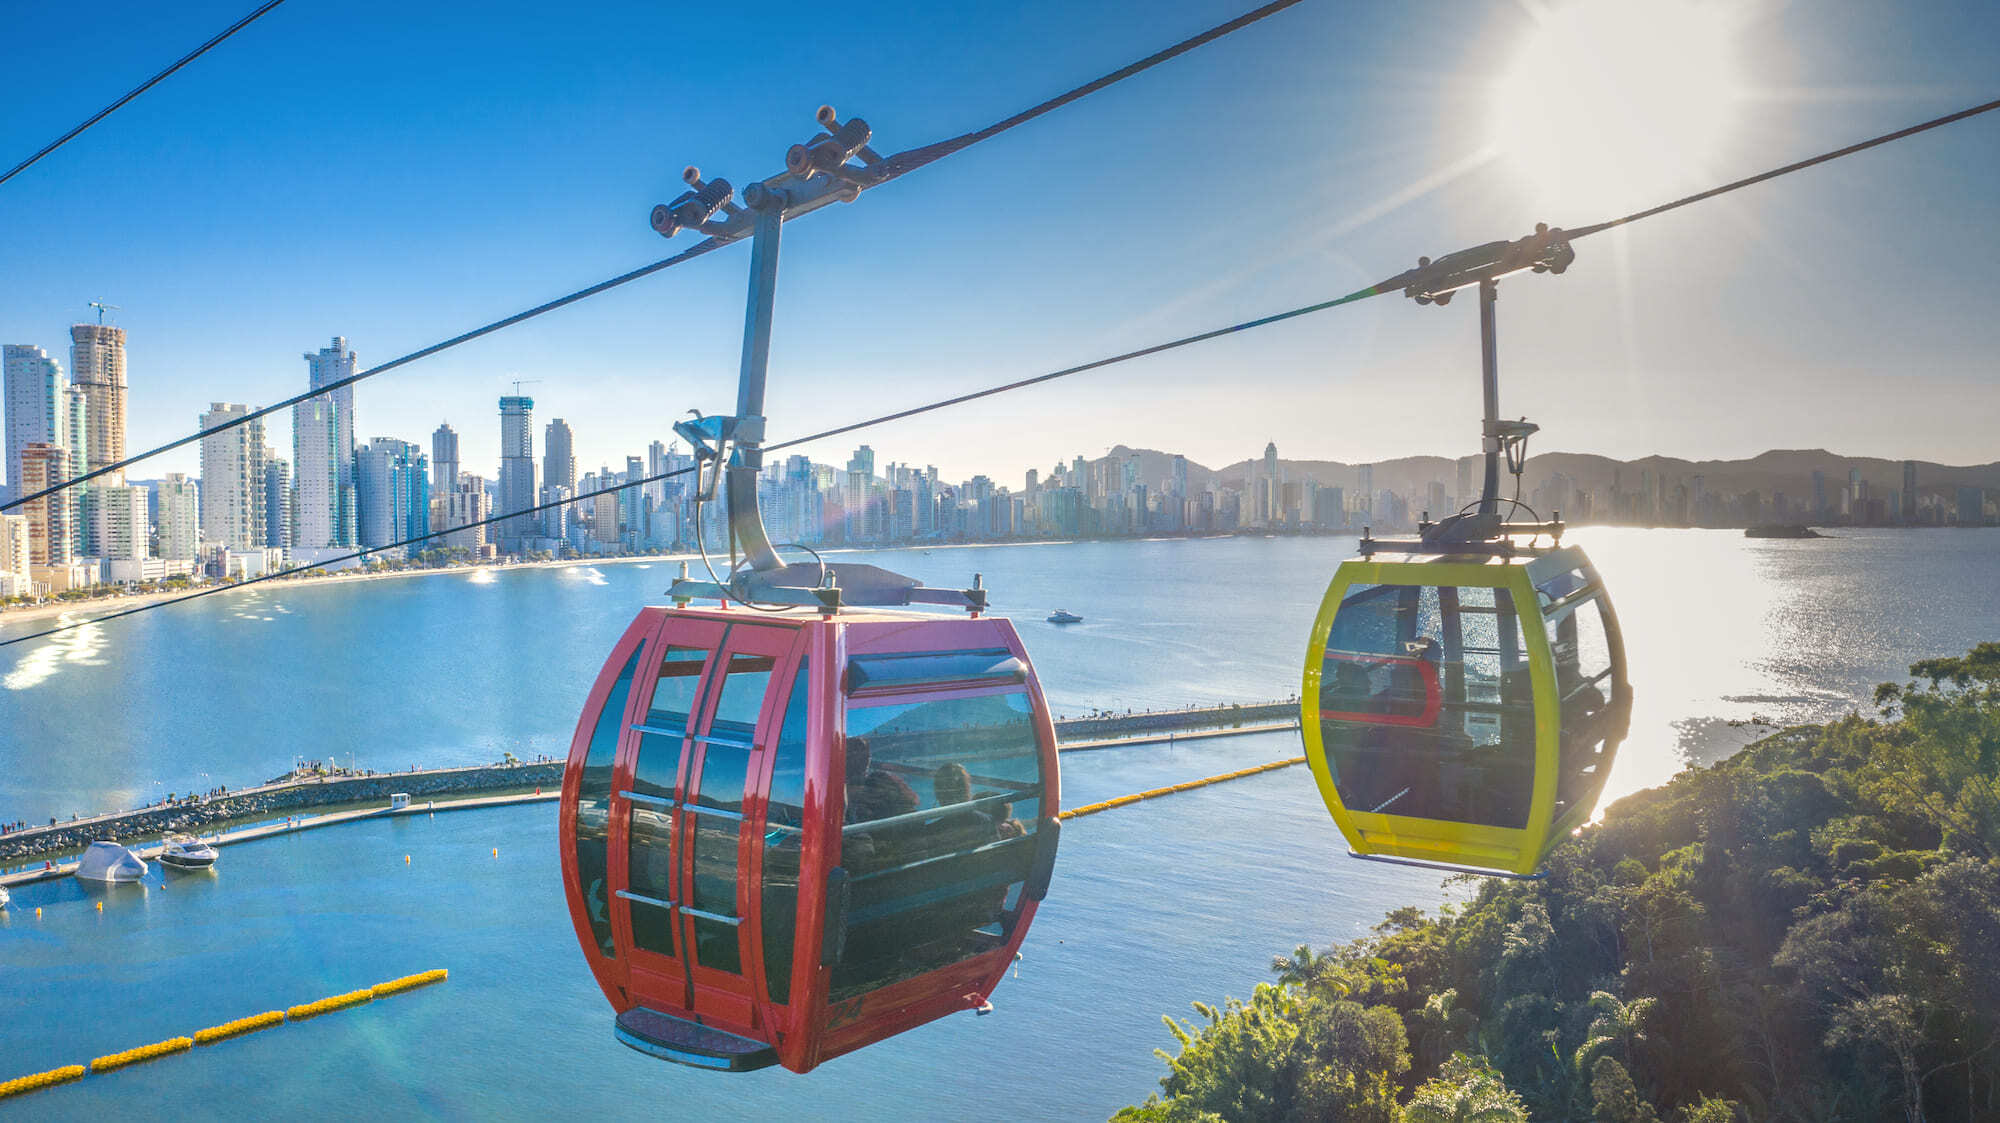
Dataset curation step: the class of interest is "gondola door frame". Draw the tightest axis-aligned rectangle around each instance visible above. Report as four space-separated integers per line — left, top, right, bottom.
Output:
609 613 730 1014
1301 556 1563 876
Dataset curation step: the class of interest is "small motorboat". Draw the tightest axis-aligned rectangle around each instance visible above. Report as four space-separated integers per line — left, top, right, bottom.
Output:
76 841 148 883
0 885 10 909
158 833 219 870
1047 609 1083 624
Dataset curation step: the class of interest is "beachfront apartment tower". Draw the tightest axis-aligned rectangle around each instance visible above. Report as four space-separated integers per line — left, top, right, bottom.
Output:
295 338 358 551
264 457 291 549
199 403 267 551
3 344 63 502
544 418 575 494
357 438 429 552
69 323 127 479
157 473 200 562
497 395 535 552
432 422 459 498
17 443 72 565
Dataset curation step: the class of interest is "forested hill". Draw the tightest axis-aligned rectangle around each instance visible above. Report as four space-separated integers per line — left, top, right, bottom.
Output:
1116 643 2000 1123
1091 444 2000 506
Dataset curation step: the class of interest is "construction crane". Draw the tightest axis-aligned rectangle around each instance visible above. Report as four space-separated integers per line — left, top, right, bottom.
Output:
87 301 120 324
509 378 542 397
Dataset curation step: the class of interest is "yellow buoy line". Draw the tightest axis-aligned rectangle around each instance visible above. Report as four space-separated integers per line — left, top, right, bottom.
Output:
0 969 448 1101
1058 756 1305 820
3 756 1298 1101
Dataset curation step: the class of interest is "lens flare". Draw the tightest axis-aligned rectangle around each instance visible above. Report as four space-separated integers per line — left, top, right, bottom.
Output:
1492 0 1742 218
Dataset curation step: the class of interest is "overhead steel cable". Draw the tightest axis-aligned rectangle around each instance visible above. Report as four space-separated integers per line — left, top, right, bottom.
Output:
2 285 1377 648
0 464 698 649
0 0 1308 517
0 240 732 514
8 99 1999 644
0 0 292 189
1564 96 2000 240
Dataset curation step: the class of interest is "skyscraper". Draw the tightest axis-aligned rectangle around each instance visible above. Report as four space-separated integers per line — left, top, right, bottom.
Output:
17 443 72 565
157 473 200 561
264 457 292 549
199 403 267 551
432 422 459 498
1902 460 1918 523
91 485 150 563
3 344 63 501
498 395 536 551
69 323 127 478
356 438 428 551
544 419 575 493
295 338 358 551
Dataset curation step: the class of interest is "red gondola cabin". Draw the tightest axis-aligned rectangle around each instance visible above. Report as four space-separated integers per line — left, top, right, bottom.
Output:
559 605 1062 1073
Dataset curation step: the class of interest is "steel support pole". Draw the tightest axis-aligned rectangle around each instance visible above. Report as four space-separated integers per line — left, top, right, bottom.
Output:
1477 278 1500 517
727 196 785 572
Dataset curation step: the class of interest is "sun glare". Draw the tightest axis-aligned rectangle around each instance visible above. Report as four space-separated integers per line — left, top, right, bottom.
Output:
1492 0 1742 220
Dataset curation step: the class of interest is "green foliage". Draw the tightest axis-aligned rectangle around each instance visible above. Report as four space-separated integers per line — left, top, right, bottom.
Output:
1119 644 2000 1123
1403 1053 1528 1123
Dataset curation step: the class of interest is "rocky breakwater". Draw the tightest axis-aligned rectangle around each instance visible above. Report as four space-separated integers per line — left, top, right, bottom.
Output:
1053 700 1297 742
0 761 563 865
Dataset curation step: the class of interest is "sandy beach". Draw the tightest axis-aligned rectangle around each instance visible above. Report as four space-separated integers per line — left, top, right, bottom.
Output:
0 551 704 630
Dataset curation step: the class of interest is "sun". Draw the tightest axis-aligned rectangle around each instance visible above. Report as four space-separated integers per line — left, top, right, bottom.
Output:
1491 0 1743 220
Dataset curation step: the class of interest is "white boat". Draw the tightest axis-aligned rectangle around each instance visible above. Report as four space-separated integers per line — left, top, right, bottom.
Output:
1047 609 1083 624
158 833 218 870
0 885 10 909
75 841 148 883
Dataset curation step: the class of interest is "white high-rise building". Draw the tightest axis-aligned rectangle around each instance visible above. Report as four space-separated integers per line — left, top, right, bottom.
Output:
3 344 64 501
0 512 30 597
200 403 267 550
91 484 150 562
69 323 127 478
157 473 200 561
294 337 357 550
443 474 493 551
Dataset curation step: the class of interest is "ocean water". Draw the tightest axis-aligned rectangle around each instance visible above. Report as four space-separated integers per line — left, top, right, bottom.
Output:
1 530 1996 1119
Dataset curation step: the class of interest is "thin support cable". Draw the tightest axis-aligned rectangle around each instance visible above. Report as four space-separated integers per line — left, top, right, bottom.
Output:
0 0 1311 516
1 0 292 188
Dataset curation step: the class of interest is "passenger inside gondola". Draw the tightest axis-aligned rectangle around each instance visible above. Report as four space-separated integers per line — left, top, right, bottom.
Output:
833 693 1043 1002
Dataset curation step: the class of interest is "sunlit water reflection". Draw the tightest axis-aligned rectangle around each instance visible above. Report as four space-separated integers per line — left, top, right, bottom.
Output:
0 530 1995 1117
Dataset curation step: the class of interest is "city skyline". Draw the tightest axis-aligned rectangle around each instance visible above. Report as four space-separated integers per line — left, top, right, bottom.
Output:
3 1 1999 487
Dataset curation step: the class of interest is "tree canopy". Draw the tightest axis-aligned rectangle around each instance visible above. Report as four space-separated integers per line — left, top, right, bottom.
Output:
1119 644 2000 1122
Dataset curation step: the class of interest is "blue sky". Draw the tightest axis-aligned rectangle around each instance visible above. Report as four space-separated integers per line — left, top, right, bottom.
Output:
2 0 1997 489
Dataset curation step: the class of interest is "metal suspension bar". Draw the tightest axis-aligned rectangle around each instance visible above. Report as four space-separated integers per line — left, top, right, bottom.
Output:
727 198 785 573
1478 278 1500 517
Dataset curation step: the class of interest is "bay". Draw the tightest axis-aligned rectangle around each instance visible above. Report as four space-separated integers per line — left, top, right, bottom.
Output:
1 529 1996 1119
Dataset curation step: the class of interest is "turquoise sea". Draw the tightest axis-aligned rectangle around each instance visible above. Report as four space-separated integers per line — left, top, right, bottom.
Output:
2 530 1997 1119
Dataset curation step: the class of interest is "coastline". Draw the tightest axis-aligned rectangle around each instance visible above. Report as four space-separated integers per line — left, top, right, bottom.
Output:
0 551 701 630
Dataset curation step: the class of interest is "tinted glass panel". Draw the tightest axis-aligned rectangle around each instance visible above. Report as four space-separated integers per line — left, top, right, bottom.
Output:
763 665 809 1005
630 732 682 802
575 649 639 958
1319 583 1534 829
1546 590 1619 815
646 646 708 732
690 812 742 974
833 690 1042 1001
627 804 677 956
708 653 776 746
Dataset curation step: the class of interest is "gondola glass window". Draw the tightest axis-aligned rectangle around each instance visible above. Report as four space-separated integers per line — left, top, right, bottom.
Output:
629 646 706 957
576 650 640 958
687 653 774 975
1318 583 1536 830
1539 568 1618 817
835 690 1042 1001
762 665 809 1006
